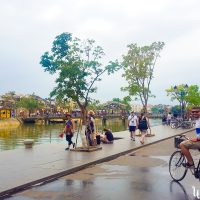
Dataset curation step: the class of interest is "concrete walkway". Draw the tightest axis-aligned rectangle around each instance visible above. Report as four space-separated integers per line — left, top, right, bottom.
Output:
0 125 194 198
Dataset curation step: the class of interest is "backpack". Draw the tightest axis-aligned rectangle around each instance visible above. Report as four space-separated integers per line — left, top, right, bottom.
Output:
138 117 148 130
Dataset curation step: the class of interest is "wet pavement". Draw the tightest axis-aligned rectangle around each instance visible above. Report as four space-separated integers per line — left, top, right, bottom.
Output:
6 131 200 200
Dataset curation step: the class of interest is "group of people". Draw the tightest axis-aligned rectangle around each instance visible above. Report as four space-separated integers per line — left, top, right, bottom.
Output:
63 110 151 150
63 111 114 150
62 109 200 172
128 111 151 144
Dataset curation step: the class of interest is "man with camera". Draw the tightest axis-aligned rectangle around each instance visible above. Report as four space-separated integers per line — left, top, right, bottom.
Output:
127 111 138 141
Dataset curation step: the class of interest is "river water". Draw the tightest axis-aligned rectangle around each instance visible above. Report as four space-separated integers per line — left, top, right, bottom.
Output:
0 118 161 151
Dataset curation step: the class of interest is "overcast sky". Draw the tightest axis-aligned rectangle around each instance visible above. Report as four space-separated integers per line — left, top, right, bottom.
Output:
0 0 200 105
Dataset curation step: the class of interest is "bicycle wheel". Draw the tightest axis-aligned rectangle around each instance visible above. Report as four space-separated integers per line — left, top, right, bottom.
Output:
169 150 188 181
170 122 178 129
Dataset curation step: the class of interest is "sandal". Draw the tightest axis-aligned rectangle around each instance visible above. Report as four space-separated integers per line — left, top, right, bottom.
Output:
140 140 144 145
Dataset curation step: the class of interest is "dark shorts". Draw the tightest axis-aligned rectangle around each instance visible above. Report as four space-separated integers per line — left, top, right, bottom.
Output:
129 126 136 132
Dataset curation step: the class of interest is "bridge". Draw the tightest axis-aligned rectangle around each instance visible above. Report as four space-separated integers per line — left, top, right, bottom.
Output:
18 114 129 124
18 113 162 124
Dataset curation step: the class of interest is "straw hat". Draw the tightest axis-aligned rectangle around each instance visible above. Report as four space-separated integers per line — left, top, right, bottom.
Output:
88 110 95 116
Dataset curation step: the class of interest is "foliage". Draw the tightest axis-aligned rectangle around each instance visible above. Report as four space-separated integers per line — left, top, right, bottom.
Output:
87 99 103 111
17 96 44 116
166 84 200 108
185 85 200 107
112 96 132 111
0 91 18 109
171 105 181 116
40 32 120 118
151 105 165 114
121 42 164 112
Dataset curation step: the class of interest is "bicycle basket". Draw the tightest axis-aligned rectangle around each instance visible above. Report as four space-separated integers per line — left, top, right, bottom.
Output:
174 136 185 148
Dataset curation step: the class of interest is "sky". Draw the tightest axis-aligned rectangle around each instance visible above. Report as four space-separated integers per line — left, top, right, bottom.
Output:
0 0 200 105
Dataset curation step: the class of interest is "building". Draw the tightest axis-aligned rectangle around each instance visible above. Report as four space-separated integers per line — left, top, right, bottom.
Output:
0 108 11 119
131 104 143 113
131 104 152 113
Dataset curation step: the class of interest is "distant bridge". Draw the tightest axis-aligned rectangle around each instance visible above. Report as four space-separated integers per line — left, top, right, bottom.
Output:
19 113 162 124
19 114 127 124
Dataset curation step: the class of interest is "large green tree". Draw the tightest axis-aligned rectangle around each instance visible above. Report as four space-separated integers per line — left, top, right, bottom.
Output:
121 42 164 113
166 84 200 117
40 32 119 147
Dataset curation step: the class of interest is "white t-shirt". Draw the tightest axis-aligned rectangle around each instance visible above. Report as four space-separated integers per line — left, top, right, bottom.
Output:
195 118 200 129
128 115 138 126
167 114 172 120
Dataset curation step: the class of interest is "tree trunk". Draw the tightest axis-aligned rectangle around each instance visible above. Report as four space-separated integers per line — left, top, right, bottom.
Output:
142 104 147 114
79 107 88 148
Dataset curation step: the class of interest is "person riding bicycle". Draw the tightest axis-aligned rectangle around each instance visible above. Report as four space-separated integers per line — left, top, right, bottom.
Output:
180 111 200 168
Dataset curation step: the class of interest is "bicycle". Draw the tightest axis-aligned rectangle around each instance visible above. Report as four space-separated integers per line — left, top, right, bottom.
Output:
169 134 200 181
170 119 193 129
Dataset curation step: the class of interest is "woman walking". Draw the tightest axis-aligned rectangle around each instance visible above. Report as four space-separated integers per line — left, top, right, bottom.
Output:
138 113 151 144
64 113 75 150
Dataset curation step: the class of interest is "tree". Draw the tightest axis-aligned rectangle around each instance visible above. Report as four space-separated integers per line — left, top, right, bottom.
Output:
185 85 200 107
0 91 18 109
17 96 44 117
121 42 165 113
112 96 132 111
40 32 119 147
166 84 200 117
171 105 181 116
151 104 165 114
87 99 103 111
151 106 160 114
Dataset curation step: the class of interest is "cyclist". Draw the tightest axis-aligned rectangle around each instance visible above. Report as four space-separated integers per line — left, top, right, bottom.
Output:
180 111 200 168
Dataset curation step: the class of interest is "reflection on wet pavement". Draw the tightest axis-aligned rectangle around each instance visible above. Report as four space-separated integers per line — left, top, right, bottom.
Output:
7 139 200 200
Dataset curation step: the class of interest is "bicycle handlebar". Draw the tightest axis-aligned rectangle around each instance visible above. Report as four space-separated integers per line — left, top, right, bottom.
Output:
178 134 189 140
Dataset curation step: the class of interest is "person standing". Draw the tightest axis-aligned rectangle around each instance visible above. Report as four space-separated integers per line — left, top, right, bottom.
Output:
85 110 96 146
127 111 138 141
167 112 172 125
64 113 75 150
162 114 167 125
138 113 151 144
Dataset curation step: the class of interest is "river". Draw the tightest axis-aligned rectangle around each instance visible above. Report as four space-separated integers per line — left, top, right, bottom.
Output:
0 118 161 151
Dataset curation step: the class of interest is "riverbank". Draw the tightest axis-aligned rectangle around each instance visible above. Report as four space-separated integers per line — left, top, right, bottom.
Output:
0 118 20 128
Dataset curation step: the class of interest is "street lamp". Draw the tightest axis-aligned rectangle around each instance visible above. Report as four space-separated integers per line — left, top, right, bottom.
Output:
174 84 188 119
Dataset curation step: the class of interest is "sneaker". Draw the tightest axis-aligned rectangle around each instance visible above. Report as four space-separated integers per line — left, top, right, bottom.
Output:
182 162 194 168
132 138 135 141
65 147 69 150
